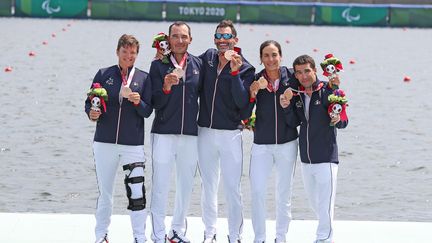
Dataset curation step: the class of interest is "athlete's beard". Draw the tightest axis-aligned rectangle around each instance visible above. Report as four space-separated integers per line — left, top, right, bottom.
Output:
216 42 234 54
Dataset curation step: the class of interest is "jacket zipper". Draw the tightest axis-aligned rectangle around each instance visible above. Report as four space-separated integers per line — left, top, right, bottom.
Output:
115 106 122 144
274 93 278 144
209 77 219 128
300 94 312 163
181 80 185 134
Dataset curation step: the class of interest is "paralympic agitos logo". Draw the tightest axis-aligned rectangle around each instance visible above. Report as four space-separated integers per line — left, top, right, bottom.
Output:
342 7 360 23
42 0 61 14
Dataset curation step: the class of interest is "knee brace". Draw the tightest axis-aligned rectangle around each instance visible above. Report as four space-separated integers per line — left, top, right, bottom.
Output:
123 162 146 211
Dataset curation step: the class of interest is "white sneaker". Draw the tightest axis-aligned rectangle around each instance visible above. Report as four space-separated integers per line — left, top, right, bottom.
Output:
95 234 108 243
166 229 190 243
203 234 216 243
134 237 146 243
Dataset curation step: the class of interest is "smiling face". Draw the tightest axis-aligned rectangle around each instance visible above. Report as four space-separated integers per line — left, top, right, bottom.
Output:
261 43 282 73
168 24 191 55
214 26 238 53
116 44 138 69
294 63 317 89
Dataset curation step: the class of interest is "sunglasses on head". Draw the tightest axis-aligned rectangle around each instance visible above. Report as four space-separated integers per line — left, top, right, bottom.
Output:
214 33 234 40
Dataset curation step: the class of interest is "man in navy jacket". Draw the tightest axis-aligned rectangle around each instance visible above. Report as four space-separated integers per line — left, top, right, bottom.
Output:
281 54 348 243
149 21 202 243
197 20 255 243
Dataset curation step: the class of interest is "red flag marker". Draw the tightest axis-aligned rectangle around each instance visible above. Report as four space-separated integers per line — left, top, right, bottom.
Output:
349 59 356 64
403 76 411 82
4 66 12 72
29 51 36 57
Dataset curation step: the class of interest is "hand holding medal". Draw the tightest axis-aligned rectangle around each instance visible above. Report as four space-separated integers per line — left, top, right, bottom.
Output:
120 86 132 98
257 77 268 89
224 50 236 60
172 67 185 79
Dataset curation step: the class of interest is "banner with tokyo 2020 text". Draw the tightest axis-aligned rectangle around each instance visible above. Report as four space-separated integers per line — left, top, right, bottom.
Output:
165 2 237 22
389 6 432 28
315 5 388 27
0 0 12 16
15 0 88 18
239 3 313 25
91 0 163 21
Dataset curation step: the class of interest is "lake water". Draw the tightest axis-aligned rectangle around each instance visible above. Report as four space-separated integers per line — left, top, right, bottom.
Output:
0 17 431 222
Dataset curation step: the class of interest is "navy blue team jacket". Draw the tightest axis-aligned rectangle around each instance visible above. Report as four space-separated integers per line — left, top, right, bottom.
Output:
85 65 153 146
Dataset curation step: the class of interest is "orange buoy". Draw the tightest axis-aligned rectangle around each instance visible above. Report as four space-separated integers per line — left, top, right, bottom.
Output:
4 66 12 72
349 59 356 64
403 76 411 82
29 51 36 57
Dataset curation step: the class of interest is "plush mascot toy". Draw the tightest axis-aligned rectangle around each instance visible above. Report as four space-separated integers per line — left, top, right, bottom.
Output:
328 89 348 125
87 83 108 113
320 53 343 89
152 32 171 64
320 54 348 126
242 112 256 131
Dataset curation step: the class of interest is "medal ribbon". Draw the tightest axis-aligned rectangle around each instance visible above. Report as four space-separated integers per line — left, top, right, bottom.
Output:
263 71 280 93
170 53 188 78
119 66 136 87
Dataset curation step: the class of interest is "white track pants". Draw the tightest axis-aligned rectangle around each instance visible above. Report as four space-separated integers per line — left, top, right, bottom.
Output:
93 142 147 242
301 162 338 242
198 127 244 242
150 134 198 242
249 140 298 243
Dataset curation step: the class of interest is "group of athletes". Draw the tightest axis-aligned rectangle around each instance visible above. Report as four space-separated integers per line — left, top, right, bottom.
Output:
85 19 348 243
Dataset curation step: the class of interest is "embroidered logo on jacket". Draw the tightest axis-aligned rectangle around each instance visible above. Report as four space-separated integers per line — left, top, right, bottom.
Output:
314 99 321 105
296 100 303 108
105 77 114 85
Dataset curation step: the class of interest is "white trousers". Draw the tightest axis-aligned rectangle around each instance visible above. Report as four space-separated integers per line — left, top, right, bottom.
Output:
198 127 244 242
150 134 198 242
93 142 147 242
249 140 298 243
301 162 338 242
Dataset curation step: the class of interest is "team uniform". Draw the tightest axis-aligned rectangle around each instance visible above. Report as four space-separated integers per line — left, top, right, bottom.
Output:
246 67 299 243
85 65 153 243
197 48 255 243
149 53 202 243
289 79 348 243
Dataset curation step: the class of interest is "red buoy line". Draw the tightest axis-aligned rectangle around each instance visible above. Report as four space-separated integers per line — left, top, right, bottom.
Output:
4 21 75 73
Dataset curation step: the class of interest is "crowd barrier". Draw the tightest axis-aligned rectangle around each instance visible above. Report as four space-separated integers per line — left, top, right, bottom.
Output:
1 0 431 28
389 4 432 27
91 0 162 20
14 0 87 18
0 0 12 16
314 3 389 26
